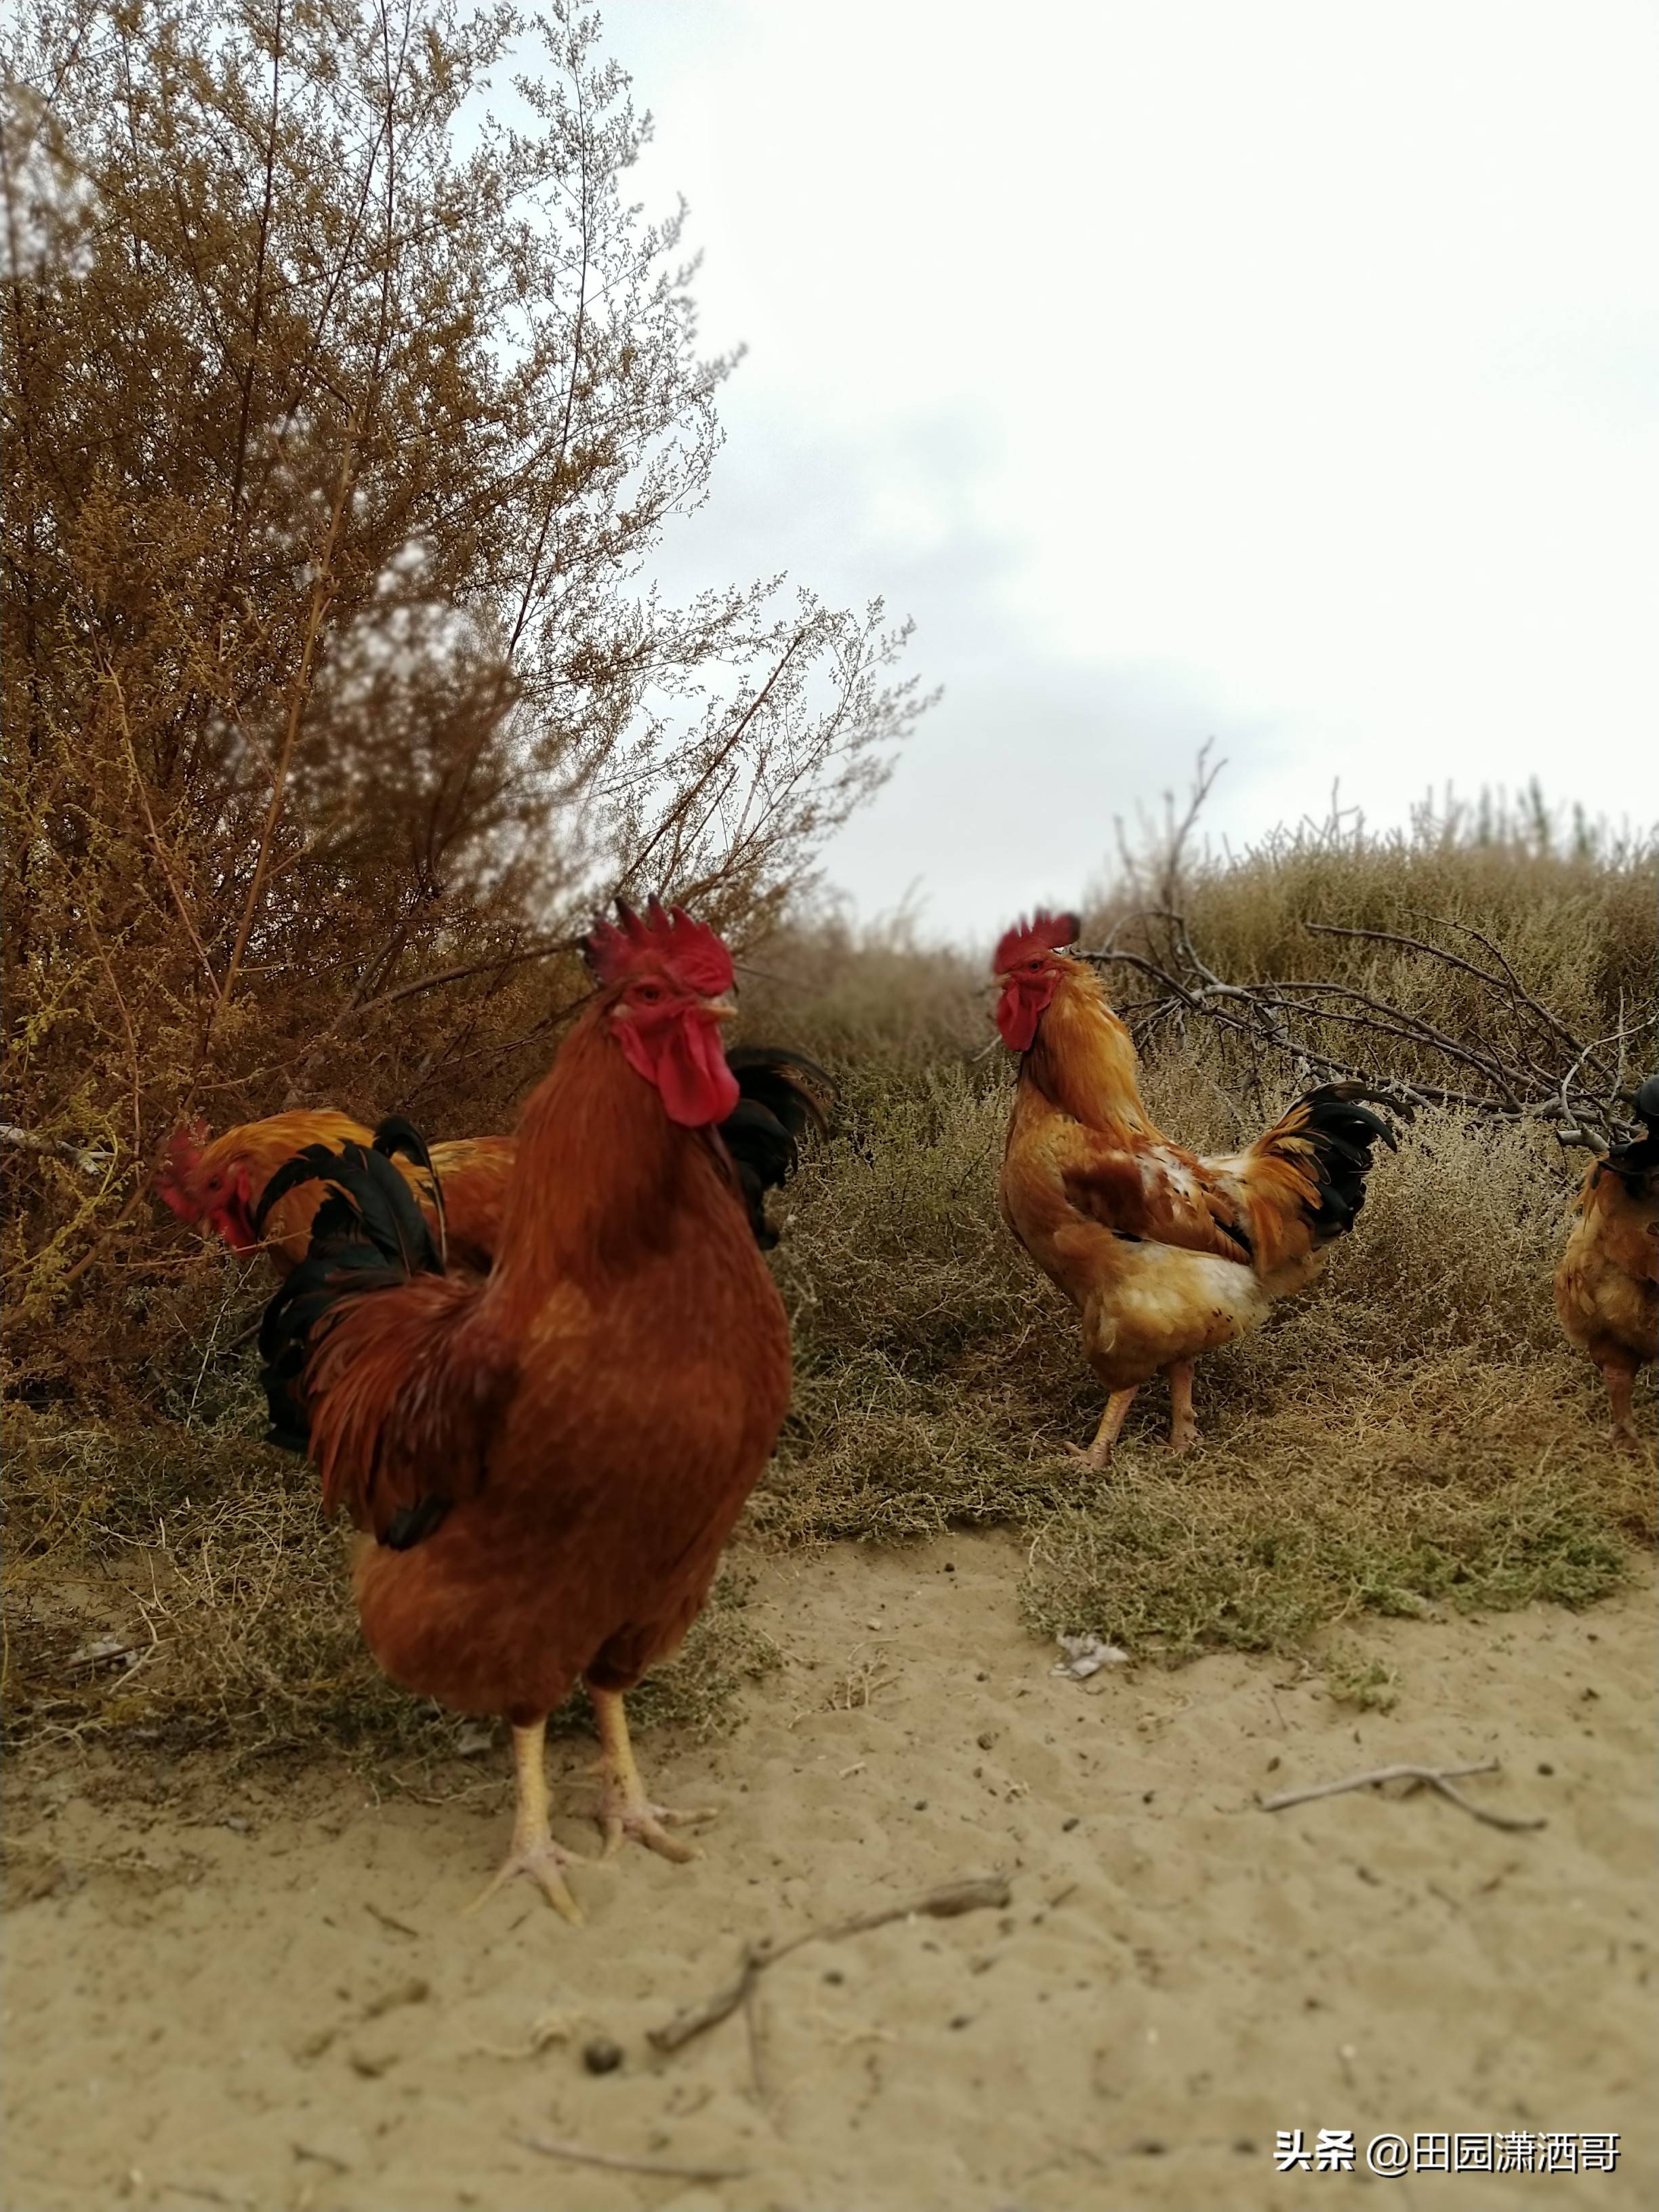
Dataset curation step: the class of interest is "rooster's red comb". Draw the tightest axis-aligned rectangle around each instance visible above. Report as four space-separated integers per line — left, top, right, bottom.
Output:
992 909 1082 972
584 897 735 996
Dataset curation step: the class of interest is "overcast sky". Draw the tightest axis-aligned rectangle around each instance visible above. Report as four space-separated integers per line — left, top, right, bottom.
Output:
599 0 1659 937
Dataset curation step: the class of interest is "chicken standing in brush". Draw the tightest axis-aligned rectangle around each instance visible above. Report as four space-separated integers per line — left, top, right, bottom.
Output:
257 902 796 1921
1554 1076 1658 1450
993 910 1398 1464
157 1112 515 1277
157 1045 829 1276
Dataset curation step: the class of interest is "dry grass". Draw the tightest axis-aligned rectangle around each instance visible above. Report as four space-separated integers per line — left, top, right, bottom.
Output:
4 812 1654 1758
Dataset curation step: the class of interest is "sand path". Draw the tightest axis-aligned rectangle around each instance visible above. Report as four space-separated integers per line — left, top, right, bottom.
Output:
4 1534 1652 2211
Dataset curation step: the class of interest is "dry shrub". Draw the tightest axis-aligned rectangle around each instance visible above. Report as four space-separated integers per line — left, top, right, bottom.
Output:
1087 789 1655 1137
759 1065 1082 1543
2 1 924 1407
1168 827 1651 1036
736 903 987 1071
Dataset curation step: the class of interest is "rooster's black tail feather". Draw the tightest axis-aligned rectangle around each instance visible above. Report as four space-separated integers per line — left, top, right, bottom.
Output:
258 1124 446 1452
720 1046 836 1248
1278 1082 1402 1242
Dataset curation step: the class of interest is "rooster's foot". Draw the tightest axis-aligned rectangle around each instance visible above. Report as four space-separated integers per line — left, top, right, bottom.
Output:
464 1834 588 1923
586 1682 714 1865
1062 1440 1113 1471
1164 1363 1197 1456
464 1719 588 1923
597 1790 715 1864
1066 1383 1140 1469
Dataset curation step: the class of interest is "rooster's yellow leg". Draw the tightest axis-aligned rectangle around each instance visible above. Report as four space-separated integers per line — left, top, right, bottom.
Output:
588 1685 714 1863
1602 1364 1641 1452
1166 1360 1200 1454
1065 1385 1139 1469
464 1719 586 1923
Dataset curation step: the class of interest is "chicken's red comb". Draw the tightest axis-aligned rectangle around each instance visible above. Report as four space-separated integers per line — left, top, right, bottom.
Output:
992 909 1082 972
584 897 735 996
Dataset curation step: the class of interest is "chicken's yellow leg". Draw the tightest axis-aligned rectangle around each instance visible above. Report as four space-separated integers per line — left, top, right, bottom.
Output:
1166 1360 1199 1454
464 1719 586 1923
1601 1363 1641 1452
1065 1385 1139 1469
588 1685 714 1864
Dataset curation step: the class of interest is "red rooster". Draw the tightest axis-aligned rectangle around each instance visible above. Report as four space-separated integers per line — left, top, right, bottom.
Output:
994 910 1397 1462
259 901 795 1919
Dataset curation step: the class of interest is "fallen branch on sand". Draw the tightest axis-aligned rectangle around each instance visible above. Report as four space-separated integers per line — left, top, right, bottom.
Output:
506 2132 752 2185
1260 1759 1547 1832
507 2132 751 2184
649 1874 1012 2057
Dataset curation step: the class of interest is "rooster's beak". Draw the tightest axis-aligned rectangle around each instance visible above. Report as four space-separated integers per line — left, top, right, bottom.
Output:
703 994 739 1023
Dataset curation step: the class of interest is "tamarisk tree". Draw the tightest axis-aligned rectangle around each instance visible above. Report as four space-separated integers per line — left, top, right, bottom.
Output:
1 0 925 1347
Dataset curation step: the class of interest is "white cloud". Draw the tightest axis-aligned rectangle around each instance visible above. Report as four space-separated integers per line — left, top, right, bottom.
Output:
599 0 1659 930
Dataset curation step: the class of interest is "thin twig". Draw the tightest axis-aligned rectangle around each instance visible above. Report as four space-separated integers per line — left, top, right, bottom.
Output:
649 1874 1012 2055
363 1900 421 1940
506 2132 751 2185
1261 1759 1546 1832
0 1124 110 1174
218 412 360 1015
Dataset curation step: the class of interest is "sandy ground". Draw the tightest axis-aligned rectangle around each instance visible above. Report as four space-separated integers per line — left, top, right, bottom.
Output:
3 1534 1652 2212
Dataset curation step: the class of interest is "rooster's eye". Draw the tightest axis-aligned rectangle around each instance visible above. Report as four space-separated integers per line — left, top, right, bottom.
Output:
634 983 663 1005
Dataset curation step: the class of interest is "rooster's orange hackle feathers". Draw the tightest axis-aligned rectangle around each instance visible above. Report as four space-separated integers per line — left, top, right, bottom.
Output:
155 1108 512 1275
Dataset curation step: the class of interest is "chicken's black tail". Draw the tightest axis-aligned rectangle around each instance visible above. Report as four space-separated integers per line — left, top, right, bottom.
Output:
1261 1081 1404 1243
1603 1073 1659 1186
256 1122 446 1452
720 1046 836 1248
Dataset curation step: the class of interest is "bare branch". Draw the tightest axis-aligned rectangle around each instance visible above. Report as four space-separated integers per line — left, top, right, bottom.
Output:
649 1875 1012 2057
1082 905 1644 1145
1261 1759 1547 1832
506 2134 750 2186
0 1125 112 1174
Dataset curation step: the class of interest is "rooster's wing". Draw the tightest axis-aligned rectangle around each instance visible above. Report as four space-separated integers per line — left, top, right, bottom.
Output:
259 1136 514 1548
1060 1133 1256 1262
